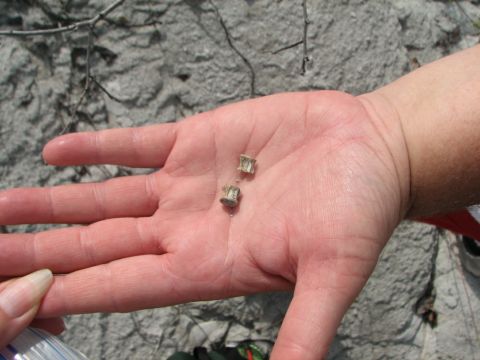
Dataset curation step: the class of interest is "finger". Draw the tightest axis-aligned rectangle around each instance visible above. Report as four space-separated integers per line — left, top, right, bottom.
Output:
0 270 53 349
0 306 40 350
43 122 179 168
30 317 65 335
37 254 225 317
0 217 164 275
0 175 159 225
271 272 364 360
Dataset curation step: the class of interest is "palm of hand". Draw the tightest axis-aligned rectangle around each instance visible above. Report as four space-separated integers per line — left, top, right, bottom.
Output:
0 91 409 359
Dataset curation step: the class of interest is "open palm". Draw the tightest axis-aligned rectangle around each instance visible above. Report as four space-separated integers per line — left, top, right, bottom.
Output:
0 91 410 359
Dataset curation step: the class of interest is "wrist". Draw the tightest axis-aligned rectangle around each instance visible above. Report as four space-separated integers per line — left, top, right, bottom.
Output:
357 92 413 221
373 45 480 217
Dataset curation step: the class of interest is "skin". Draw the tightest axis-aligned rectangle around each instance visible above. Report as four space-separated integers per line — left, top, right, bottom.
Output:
0 272 64 349
1 45 479 358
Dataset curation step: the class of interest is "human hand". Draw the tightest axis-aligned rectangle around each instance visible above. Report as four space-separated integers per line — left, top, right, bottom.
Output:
0 91 410 359
0 269 65 349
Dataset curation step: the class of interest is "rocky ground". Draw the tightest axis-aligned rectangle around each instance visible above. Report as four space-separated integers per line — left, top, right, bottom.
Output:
1 0 480 359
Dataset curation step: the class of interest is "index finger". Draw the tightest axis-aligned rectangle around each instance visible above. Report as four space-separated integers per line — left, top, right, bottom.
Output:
43 122 178 168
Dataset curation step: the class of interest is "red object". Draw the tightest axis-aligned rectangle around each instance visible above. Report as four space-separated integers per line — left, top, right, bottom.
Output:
247 349 253 360
419 209 480 240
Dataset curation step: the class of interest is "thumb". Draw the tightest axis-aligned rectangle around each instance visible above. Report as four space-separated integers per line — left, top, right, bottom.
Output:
270 271 363 360
0 269 53 349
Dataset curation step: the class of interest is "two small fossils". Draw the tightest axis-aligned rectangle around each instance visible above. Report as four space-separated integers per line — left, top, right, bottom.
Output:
220 154 256 209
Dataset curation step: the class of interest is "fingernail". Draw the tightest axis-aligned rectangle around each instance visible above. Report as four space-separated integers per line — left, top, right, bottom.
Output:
0 269 53 318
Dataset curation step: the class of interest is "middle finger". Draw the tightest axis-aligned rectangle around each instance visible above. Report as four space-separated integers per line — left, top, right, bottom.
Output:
0 174 160 225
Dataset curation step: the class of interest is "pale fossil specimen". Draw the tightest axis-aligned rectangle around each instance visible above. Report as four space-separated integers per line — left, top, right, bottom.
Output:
238 154 256 174
220 185 241 208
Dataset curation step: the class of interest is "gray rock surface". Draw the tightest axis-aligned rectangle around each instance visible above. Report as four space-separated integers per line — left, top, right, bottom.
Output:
1 0 480 359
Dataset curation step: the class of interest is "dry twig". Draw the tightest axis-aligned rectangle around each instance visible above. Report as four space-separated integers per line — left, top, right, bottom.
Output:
65 27 92 128
301 0 310 75
0 0 126 134
271 40 303 55
0 0 125 36
271 0 310 75
60 25 94 134
89 76 123 103
208 0 256 98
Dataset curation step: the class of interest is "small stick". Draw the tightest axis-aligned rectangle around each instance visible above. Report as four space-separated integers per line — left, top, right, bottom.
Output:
90 76 123 103
60 26 94 134
0 0 125 37
301 0 310 75
272 40 303 55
